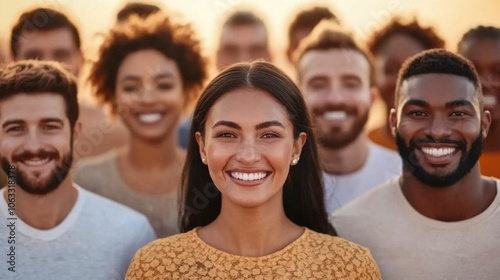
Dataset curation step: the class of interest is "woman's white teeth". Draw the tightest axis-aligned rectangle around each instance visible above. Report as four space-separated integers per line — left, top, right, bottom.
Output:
24 158 50 166
484 95 497 106
138 113 162 123
422 147 456 157
324 111 347 120
231 172 267 181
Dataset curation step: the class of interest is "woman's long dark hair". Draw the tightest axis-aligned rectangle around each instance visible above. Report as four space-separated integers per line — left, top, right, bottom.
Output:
180 61 335 235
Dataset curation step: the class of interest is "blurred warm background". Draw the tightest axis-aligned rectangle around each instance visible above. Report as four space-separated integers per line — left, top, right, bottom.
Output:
1 0 499 128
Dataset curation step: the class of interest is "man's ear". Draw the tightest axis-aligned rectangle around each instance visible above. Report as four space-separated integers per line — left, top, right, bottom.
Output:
389 108 397 137
72 121 82 142
482 110 492 139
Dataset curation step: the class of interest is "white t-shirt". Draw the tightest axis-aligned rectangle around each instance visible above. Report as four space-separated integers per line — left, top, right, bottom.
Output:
323 143 401 214
331 176 500 280
0 184 156 280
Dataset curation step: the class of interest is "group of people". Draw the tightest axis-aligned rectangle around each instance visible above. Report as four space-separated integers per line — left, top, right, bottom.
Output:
0 2 498 279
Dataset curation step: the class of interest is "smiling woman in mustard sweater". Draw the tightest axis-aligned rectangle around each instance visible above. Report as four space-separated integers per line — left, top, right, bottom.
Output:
126 62 381 280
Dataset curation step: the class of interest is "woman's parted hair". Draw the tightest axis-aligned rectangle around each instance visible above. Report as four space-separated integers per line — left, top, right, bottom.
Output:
88 12 207 113
180 61 335 235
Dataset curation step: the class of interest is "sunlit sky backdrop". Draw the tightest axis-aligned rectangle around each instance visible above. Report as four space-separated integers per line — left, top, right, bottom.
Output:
1 0 499 62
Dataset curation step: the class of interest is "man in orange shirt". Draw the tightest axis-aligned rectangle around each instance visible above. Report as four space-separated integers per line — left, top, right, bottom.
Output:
458 26 500 178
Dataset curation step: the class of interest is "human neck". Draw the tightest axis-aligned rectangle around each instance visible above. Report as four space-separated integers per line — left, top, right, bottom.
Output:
319 132 370 175
400 165 497 221
126 133 183 170
483 122 500 152
198 200 303 257
7 177 78 230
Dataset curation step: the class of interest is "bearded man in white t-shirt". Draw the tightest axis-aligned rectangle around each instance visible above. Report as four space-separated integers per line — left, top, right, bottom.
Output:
295 21 402 214
0 61 155 280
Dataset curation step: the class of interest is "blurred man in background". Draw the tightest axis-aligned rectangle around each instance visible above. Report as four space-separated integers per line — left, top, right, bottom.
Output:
215 8 272 71
296 21 401 214
458 25 500 178
286 5 339 64
9 7 129 160
367 18 444 150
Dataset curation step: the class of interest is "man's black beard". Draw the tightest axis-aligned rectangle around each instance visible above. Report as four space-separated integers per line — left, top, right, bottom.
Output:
1 148 73 195
395 131 483 188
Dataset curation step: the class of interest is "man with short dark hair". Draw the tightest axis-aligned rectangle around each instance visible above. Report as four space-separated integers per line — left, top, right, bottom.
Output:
458 25 500 178
116 2 161 23
296 21 401 214
10 7 129 159
331 49 500 279
286 5 339 63
215 9 272 71
0 60 155 279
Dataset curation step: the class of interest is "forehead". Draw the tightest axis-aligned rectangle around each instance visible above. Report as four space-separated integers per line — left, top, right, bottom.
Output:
399 73 477 106
299 49 370 80
17 28 77 52
117 49 180 79
207 88 291 126
460 38 500 63
219 24 268 46
376 34 425 62
0 93 67 122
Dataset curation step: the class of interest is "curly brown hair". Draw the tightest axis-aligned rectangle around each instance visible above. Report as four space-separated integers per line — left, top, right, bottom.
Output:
368 17 445 55
89 12 207 113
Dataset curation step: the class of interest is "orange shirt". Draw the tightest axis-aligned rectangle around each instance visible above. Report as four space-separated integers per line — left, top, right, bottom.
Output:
369 127 397 151
480 151 500 178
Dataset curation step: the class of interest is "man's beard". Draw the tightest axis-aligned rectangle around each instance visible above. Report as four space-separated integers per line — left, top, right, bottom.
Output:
1 147 73 195
314 106 369 149
395 131 483 188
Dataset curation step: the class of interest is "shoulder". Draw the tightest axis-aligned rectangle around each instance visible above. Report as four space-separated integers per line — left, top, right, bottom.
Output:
332 177 400 218
369 142 400 160
73 150 120 188
128 231 197 267
75 149 119 171
304 230 381 278
305 229 371 254
138 230 194 253
79 186 149 226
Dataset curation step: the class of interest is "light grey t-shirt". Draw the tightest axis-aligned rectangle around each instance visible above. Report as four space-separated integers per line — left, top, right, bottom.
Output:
0 185 156 280
74 149 179 237
323 143 402 214
331 177 500 280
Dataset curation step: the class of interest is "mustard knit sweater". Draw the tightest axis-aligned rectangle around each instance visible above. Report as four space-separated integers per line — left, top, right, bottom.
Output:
126 227 381 279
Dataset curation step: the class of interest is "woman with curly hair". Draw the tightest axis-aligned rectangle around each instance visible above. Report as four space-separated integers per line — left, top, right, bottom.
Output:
74 12 207 237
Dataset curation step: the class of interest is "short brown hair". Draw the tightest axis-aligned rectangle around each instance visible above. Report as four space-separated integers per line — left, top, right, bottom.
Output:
0 60 79 129
89 12 207 112
295 20 375 85
10 8 81 59
287 6 339 56
116 2 161 23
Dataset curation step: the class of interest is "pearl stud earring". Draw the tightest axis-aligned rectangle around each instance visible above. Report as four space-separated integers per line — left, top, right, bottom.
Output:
292 157 299 165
